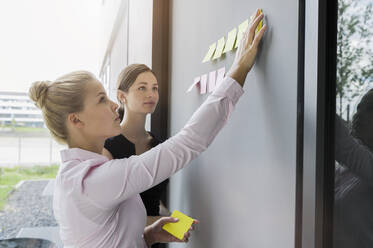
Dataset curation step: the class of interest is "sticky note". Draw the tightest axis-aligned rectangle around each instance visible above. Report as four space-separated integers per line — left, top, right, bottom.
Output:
235 19 249 48
223 28 237 53
256 9 263 34
202 43 217 63
162 210 194 240
212 37 226 60
208 70 216 92
200 74 208 94
216 67 225 86
187 76 201 93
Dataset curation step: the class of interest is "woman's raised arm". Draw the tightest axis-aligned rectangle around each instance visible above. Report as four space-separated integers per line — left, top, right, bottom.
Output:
82 10 267 209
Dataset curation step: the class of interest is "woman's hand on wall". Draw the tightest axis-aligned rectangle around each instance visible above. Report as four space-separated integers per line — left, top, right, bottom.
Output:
143 216 199 246
228 9 267 86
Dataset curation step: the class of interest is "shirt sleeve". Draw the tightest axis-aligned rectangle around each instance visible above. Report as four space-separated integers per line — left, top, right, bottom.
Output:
335 114 373 185
82 77 244 209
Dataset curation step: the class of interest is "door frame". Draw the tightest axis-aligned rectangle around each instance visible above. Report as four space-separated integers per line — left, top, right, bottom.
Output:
301 0 337 247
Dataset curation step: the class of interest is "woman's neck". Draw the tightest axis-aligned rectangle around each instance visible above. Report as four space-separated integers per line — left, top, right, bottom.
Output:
68 135 105 155
121 111 148 141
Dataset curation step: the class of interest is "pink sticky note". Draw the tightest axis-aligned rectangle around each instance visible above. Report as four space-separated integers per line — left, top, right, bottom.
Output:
187 76 201 93
208 70 216 92
216 67 225 86
200 74 207 94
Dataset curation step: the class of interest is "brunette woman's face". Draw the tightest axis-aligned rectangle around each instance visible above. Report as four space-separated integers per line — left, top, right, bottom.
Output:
122 72 159 114
76 80 121 140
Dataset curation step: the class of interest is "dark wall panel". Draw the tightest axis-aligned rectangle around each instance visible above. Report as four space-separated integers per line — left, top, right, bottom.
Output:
168 0 299 247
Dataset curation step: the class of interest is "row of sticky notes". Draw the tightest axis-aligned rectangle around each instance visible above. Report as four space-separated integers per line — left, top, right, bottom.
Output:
202 9 263 63
187 67 225 94
201 20 246 63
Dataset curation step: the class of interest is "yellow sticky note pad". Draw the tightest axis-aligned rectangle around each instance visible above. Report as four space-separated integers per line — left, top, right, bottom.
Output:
202 42 217 63
212 37 226 60
235 19 249 48
223 28 237 53
162 210 194 240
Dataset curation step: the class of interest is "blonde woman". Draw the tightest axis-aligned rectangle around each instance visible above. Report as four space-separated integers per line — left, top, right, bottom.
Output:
29 10 266 248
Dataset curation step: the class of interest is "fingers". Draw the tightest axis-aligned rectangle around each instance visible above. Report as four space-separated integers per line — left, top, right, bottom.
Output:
167 219 198 243
169 236 182 243
188 219 199 231
159 217 179 225
252 24 267 48
178 220 199 243
249 8 262 24
181 231 191 242
247 12 264 45
183 219 199 242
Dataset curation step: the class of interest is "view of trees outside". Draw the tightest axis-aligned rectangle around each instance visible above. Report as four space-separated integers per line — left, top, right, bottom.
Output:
336 0 373 121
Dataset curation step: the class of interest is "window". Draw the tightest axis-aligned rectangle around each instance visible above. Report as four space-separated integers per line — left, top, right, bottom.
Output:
334 0 373 247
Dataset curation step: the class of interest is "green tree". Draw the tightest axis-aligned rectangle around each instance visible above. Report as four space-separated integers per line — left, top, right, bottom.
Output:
337 0 373 118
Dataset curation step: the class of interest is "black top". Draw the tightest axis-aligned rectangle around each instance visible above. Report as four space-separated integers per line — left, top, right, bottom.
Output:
334 115 373 247
104 132 169 216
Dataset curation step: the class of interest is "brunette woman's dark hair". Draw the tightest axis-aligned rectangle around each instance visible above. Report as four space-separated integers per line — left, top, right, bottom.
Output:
116 64 154 121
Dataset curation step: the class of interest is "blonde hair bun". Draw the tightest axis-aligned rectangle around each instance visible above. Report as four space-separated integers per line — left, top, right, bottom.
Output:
27 71 95 144
29 81 51 108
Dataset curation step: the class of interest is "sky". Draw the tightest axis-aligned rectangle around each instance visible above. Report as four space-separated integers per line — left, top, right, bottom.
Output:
0 0 102 93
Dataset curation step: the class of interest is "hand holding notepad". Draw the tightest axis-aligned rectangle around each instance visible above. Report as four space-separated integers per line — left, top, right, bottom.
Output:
144 210 199 245
162 210 197 240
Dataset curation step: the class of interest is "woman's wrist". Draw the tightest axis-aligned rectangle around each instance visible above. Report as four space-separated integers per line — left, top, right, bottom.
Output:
227 64 249 87
144 226 155 247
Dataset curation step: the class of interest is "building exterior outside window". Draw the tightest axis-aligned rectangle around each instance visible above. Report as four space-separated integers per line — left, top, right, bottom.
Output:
0 91 43 128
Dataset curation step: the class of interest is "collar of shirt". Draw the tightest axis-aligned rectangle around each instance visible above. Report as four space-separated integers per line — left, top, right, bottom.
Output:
60 148 109 163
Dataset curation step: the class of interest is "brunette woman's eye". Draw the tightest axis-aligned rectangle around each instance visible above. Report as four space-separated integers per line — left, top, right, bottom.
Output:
138 86 146 91
153 87 158 91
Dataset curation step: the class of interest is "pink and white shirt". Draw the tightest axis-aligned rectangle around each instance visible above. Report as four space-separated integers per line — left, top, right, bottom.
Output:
53 77 244 247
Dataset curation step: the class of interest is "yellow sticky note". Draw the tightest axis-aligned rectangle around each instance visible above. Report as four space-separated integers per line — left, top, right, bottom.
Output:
162 210 194 240
212 37 225 60
202 42 217 63
223 28 237 53
235 19 249 48
256 9 263 34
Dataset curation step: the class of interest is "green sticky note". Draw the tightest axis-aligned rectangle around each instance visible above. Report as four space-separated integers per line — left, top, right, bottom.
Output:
212 37 226 60
202 42 217 63
223 27 237 53
235 19 249 48
162 210 194 240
